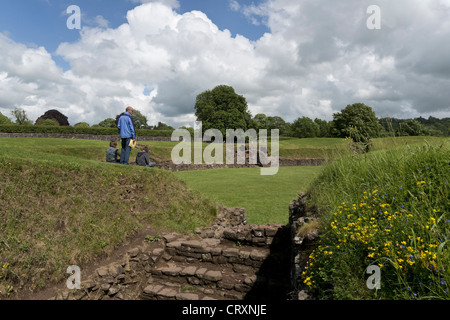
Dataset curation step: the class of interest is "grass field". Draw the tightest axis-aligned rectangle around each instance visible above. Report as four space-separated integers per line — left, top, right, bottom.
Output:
174 166 322 225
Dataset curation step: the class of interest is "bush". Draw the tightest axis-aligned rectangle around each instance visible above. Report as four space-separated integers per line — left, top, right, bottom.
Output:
37 119 59 126
74 122 90 128
0 124 174 137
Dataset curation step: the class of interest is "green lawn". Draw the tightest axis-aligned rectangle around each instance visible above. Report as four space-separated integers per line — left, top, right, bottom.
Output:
174 166 322 225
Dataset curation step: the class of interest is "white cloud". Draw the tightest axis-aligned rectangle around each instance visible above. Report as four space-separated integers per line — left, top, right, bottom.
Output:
1 0 449 128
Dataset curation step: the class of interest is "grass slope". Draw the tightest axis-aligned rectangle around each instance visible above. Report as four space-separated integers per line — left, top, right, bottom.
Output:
303 138 450 299
0 140 217 296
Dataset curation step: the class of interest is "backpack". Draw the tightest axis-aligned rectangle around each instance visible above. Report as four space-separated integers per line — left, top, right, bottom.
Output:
115 113 135 130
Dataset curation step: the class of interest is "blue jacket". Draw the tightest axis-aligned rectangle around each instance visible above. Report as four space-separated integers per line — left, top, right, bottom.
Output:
117 112 136 140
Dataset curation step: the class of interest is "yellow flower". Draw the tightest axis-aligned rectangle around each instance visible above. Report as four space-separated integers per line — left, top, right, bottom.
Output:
368 253 375 258
416 181 425 185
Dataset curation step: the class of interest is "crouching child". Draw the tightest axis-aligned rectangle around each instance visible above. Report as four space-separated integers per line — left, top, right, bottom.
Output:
106 140 121 163
136 145 156 167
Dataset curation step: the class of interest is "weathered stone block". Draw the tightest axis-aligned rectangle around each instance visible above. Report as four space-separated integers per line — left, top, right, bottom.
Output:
180 266 197 277
250 249 269 261
204 270 223 282
195 267 207 279
161 266 183 276
223 248 240 257
158 288 177 299
176 293 199 300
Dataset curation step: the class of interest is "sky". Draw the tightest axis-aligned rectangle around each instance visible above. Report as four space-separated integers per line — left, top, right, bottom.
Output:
0 0 449 128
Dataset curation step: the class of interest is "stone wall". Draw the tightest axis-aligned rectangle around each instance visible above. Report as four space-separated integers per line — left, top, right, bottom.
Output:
0 132 171 141
288 192 319 300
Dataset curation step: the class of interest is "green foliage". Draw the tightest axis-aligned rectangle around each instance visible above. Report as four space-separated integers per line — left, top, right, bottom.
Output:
37 119 60 126
0 124 173 137
291 117 319 138
331 103 383 143
74 122 90 128
0 113 12 125
304 140 450 299
97 118 116 128
398 120 430 136
195 85 252 136
132 110 150 129
380 117 449 137
314 118 331 137
154 122 174 131
10 108 32 125
252 114 291 136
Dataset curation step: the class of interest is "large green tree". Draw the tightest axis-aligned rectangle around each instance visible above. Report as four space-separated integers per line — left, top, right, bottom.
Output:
132 110 150 129
98 118 116 128
291 116 319 138
194 85 252 136
331 103 383 143
252 114 290 135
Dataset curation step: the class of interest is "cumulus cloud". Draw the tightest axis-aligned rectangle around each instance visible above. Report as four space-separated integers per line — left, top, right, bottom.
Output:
1 0 449 128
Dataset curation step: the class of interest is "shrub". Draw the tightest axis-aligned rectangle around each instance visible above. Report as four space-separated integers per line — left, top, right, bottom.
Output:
0 124 174 137
74 122 90 128
37 119 59 126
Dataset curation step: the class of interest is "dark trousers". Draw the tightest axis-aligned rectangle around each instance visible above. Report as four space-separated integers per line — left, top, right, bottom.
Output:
120 138 132 165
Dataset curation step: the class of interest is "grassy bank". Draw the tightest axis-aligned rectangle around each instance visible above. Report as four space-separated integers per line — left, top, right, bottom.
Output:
0 145 217 296
303 138 449 299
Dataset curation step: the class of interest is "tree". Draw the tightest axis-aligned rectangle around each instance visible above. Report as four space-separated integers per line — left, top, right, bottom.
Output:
267 116 290 136
291 117 319 138
252 114 290 135
253 114 269 130
74 122 90 128
98 118 116 128
314 118 331 137
132 110 150 129
331 103 383 143
154 122 174 130
397 120 429 136
194 85 252 136
0 112 12 125
37 119 59 126
11 108 32 125
35 110 70 126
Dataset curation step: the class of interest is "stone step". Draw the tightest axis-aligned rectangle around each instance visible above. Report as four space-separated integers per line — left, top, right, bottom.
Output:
141 277 247 300
164 238 271 270
147 261 257 292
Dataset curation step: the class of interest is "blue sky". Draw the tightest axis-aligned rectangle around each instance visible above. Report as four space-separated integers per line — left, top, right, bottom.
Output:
0 0 268 63
0 0 449 127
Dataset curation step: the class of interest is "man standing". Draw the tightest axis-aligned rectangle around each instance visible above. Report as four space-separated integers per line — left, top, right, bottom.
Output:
117 106 136 165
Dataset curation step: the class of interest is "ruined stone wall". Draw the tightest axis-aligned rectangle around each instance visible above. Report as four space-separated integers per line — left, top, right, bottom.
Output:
0 132 171 141
288 193 319 300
